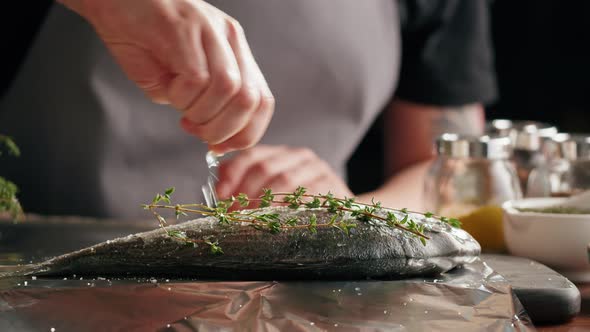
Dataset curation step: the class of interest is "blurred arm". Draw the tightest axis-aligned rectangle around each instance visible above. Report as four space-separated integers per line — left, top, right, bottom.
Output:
356 99 484 210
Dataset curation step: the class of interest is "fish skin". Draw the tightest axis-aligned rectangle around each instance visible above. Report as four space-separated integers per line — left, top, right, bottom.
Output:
2 208 480 280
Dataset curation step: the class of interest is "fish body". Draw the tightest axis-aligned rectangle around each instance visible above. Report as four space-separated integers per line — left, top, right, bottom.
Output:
3 207 480 280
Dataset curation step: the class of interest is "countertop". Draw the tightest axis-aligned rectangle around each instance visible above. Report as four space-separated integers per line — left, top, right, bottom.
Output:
538 283 589 331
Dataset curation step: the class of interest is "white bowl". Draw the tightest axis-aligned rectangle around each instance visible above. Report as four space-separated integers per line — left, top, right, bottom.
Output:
502 197 590 282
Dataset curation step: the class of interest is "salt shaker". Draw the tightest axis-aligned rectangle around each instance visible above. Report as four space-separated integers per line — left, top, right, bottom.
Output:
487 119 558 194
528 134 590 197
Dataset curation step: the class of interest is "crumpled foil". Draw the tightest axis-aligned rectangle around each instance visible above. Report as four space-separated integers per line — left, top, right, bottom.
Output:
0 259 532 331
0 219 533 331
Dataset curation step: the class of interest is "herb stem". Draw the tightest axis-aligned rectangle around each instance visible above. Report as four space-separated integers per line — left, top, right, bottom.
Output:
144 186 462 254
245 197 430 240
270 192 431 217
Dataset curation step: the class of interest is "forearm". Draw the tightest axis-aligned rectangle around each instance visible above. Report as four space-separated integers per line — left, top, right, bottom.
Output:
358 99 485 210
385 100 485 174
357 159 432 211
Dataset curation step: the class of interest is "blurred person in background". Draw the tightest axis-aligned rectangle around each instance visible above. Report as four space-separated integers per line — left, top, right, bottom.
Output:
349 1 590 195
0 0 496 219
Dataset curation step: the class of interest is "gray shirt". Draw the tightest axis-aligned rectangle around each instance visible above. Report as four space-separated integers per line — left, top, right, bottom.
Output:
0 1 400 218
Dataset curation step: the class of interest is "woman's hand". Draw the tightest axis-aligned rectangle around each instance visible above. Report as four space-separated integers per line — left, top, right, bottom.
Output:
216 145 353 202
59 0 274 154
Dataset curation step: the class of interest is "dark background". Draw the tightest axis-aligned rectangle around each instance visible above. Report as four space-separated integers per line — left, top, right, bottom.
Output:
347 0 590 194
1 1 589 195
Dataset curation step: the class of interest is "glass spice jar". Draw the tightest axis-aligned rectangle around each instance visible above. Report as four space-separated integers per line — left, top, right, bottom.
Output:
527 134 590 197
424 134 522 252
487 119 558 195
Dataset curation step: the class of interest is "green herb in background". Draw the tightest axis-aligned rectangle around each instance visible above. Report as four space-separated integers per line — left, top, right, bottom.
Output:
517 206 590 215
144 186 461 254
0 135 23 221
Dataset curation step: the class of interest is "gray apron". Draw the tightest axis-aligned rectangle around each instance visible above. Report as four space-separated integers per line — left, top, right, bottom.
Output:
0 1 400 218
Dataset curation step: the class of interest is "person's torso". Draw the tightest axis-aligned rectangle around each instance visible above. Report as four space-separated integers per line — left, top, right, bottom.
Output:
0 1 400 218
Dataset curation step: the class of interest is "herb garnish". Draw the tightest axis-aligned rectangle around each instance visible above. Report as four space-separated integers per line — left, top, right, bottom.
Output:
144 186 461 254
0 135 23 220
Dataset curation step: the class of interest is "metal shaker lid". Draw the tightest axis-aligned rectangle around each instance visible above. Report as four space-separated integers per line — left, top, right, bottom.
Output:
436 134 513 159
487 119 558 151
486 119 513 136
553 134 590 160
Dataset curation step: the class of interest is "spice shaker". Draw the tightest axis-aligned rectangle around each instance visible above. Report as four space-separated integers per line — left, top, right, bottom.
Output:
487 119 558 194
424 134 522 252
527 134 590 197
487 119 558 141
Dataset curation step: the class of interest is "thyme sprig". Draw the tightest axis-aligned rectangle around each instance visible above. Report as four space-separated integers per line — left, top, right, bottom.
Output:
143 186 461 254
0 135 23 221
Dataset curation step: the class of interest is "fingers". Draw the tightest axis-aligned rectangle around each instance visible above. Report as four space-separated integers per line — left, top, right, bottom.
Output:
208 93 274 154
301 170 353 198
216 145 278 197
216 146 349 199
179 17 274 152
166 35 210 110
217 145 355 203
260 158 323 194
229 148 316 198
180 21 263 145
181 23 241 125
212 25 275 153
180 85 259 143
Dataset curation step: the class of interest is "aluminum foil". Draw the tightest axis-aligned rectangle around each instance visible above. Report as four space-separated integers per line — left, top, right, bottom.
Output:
0 219 533 331
0 259 531 331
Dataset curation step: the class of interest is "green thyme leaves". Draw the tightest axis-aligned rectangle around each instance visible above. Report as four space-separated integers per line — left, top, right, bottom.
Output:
0 136 23 221
145 187 462 254
204 237 223 255
0 135 20 157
